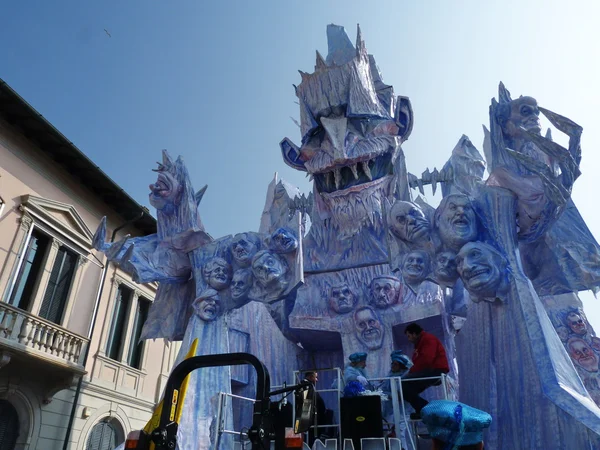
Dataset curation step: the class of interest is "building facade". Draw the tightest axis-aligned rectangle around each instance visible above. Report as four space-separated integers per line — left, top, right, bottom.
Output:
0 80 179 450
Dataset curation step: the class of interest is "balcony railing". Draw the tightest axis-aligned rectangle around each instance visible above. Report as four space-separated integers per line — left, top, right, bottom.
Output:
0 301 88 372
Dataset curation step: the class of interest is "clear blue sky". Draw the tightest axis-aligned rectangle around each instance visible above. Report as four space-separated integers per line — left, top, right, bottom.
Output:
2 0 600 326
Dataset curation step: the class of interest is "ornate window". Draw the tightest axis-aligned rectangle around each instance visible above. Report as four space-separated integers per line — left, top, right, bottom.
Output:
0 399 19 450
105 281 151 369
3 195 94 327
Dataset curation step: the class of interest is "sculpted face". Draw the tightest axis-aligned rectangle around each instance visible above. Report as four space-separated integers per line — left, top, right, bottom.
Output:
566 312 587 336
568 338 599 373
251 251 288 287
354 307 384 350
370 276 401 309
149 166 182 211
328 284 357 314
202 257 232 291
456 242 505 300
231 233 260 267
389 201 430 243
231 269 252 301
402 251 430 286
194 291 221 321
502 96 541 139
270 228 298 254
436 195 477 251
434 251 459 285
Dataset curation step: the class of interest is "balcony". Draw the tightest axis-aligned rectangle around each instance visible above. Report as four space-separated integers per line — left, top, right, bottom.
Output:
0 301 88 401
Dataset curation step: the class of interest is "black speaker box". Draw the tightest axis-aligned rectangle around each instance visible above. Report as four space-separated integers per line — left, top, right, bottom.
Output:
340 396 383 449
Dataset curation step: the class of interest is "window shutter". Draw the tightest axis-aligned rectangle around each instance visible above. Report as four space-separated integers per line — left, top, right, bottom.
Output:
86 421 118 450
39 247 77 324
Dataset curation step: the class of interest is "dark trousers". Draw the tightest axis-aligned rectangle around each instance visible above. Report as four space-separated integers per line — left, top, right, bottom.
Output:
400 368 446 413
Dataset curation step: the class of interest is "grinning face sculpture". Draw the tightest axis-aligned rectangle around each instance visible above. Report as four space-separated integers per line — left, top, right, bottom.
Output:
231 233 261 268
251 250 288 288
354 306 384 350
193 289 221 321
370 275 402 309
435 195 478 252
389 201 431 244
566 312 588 336
202 257 232 291
434 251 459 285
402 251 430 289
328 284 357 314
568 338 599 373
456 242 507 301
231 269 253 301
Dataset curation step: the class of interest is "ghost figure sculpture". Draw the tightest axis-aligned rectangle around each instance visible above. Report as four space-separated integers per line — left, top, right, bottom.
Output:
567 338 599 373
388 200 431 246
250 250 289 302
434 194 478 252
231 232 261 268
369 275 402 309
354 306 384 350
328 284 357 314
193 289 221 322
401 250 430 293
433 251 459 287
456 242 508 303
231 269 253 304
202 257 232 291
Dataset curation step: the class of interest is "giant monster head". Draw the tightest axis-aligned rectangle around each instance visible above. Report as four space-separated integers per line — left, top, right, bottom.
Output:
280 25 413 219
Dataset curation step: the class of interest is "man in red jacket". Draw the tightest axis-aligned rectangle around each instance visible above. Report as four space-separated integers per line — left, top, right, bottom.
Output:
401 323 449 419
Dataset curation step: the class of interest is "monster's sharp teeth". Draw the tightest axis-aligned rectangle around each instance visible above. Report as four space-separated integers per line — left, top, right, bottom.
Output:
362 161 373 180
309 174 314 181
325 172 332 189
334 168 342 190
350 164 359 179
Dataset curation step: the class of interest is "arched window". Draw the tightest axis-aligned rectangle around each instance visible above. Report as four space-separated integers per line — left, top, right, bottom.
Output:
86 420 119 450
0 399 19 450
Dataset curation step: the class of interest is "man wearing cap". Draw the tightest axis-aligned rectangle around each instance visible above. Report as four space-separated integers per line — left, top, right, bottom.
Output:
344 352 372 389
421 400 491 449
402 323 449 419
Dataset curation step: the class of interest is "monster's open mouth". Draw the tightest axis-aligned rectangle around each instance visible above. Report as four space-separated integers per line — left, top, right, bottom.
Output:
150 174 172 195
313 152 393 193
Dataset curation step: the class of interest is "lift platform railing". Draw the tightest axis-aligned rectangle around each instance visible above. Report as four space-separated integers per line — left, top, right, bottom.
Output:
293 367 343 447
367 374 449 450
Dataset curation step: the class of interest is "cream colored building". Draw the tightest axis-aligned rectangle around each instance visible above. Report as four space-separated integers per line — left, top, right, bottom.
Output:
0 80 178 450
